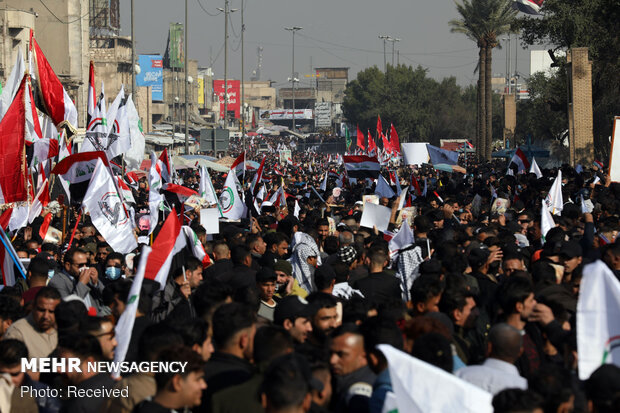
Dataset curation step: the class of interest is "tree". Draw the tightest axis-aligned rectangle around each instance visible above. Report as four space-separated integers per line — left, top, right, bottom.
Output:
449 0 517 160
518 0 620 159
342 64 477 146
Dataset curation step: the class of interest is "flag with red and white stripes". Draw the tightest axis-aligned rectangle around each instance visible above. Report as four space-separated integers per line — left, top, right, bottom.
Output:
343 155 380 179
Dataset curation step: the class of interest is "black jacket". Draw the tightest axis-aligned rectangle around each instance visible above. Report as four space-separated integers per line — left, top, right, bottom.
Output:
203 259 234 280
352 271 401 305
216 265 257 291
196 352 254 413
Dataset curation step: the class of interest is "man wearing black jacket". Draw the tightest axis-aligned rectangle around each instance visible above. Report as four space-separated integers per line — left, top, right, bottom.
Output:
351 247 400 307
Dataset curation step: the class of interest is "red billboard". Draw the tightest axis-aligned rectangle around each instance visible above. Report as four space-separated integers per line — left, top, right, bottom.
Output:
213 80 241 119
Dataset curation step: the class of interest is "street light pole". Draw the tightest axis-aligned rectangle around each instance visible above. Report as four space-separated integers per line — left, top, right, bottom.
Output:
378 35 389 71
184 0 189 154
131 0 136 96
216 2 237 130
285 26 302 133
389 37 400 66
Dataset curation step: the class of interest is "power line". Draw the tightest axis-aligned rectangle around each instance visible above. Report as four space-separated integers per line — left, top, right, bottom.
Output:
38 0 89 24
196 0 222 16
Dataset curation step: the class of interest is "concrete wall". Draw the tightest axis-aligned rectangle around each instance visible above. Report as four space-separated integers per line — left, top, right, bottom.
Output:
3 0 89 127
0 8 35 81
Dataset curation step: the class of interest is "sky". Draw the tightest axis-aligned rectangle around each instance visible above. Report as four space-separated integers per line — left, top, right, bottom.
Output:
120 0 547 89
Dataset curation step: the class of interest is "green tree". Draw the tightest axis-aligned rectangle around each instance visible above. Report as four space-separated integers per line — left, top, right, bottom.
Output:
518 0 620 159
342 65 477 146
449 0 517 160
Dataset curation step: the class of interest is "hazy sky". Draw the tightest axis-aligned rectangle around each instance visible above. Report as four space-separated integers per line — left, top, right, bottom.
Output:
120 0 546 88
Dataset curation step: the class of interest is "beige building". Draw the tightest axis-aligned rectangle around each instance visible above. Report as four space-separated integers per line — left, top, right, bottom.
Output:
3 0 89 127
0 7 35 80
244 81 276 110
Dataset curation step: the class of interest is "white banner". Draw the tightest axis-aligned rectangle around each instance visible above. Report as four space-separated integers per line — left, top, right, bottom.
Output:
401 143 430 166
259 109 313 121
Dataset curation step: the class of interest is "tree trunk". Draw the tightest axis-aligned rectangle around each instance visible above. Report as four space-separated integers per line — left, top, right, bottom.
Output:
485 44 493 161
477 45 486 161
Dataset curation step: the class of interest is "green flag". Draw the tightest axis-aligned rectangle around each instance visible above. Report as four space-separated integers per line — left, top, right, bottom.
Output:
345 125 351 151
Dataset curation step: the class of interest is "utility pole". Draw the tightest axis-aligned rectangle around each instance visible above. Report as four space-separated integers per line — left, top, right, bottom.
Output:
131 0 135 96
217 1 238 129
184 0 189 154
388 37 400 66
378 35 390 71
285 26 302 133
241 0 245 151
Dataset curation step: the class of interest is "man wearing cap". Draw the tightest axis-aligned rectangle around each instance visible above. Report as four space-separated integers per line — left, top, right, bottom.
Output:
274 296 314 344
256 268 278 322
560 240 583 284
274 259 308 299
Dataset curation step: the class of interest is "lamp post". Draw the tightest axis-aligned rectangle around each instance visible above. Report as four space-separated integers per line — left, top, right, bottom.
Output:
217 1 238 129
285 26 302 133
388 37 400 66
378 35 391 71
184 0 189 154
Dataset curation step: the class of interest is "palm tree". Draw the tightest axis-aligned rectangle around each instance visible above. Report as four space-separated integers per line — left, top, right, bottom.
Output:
449 0 517 160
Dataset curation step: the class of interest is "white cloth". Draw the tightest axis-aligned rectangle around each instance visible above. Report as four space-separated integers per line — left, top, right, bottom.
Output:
455 358 527 395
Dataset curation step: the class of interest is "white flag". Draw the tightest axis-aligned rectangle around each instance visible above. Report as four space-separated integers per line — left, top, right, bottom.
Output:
106 86 131 159
529 157 542 179
113 245 151 377
378 344 493 413
394 171 403 196
389 221 414 258
0 48 24 123
577 260 620 380
83 159 137 253
199 166 218 205
375 174 396 199
81 81 108 153
220 170 246 219
124 95 146 171
148 152 164 234
319 173 328 192
397 187 408 211
541 202 555 243
545 170 563 215
294 200 301 218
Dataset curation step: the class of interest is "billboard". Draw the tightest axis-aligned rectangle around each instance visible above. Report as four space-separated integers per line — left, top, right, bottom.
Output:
136 55 163 101
213 80 240 119
197 76 205 108
314 102 331 128
168 23 184 68
259 109 313 121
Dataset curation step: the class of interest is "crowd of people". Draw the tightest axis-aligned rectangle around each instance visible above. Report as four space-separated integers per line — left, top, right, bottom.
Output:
0 145 619 413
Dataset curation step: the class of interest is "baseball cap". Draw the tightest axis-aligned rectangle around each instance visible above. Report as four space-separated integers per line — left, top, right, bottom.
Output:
274 295 314 325
560 240 583 259
255 268 277 283
273 260 293 276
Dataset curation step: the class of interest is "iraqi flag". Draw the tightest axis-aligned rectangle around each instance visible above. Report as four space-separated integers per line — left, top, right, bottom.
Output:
143 209 182 287
51 151 109 184
231 151 245 178
31 34 78 132
156 148 172 183
82 159 137 254
250 156 267 197
163 183 198 204
87 61 96 126
343 155 380 179
513 0 544 15
30 138 59 168
0 47 25 124
508 148 530 174
0 75 28 203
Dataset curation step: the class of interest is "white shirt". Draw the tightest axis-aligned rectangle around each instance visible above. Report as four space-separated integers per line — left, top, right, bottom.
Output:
455 358 527 395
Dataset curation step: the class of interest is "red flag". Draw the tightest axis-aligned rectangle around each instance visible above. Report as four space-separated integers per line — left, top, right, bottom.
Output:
411 174 422 196
157 148 171 182
0 208 12 231
230 151 245 176
367 130 377 155
31 34 78 130
87 61 96 126
144 208 181 284
356 126 365 151
377 115 383 145
251 156 267 196
390 124 401 154
0 76 28 203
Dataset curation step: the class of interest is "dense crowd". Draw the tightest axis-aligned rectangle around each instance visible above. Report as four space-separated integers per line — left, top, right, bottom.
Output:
0 146 619 413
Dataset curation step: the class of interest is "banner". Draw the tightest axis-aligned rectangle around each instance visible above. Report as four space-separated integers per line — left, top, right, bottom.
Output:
314 102 331 128
136 55 163 101
167 23 184 69
609 117 620 183
259 109 313 121
401 143 430 166
197 76 205 108
213 80 240 119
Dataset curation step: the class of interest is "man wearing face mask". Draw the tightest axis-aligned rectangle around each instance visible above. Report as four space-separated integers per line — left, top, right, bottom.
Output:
102 252 126 286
